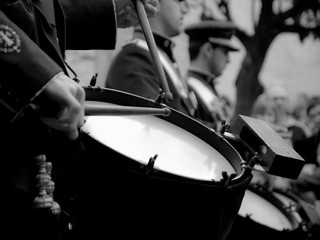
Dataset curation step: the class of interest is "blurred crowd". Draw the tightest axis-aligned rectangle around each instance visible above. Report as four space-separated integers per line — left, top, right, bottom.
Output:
250 84 320 205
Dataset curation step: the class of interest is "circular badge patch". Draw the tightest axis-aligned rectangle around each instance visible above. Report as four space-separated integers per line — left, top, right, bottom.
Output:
0 24 21 53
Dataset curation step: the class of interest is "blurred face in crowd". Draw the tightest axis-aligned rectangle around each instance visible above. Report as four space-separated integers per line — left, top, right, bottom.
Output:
309 103 320 130
208 45 231 77
252 95 277 124
267 85 290 114
271 95 289 111
150 0 189 37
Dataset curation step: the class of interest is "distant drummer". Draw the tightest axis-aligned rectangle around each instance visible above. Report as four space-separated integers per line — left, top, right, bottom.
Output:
106 0 199 117
184 18 241 130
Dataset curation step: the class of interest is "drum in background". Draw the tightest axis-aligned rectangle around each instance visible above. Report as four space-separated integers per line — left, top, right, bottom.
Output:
239 184 298 231
227 184 318 240
75 87 252 239
272 188 320 239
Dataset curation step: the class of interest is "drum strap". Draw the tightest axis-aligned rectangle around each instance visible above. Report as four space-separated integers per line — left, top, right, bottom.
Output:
133 39 187 96
35 0 56 27
33 0 72 75
188 76 232 124
188 76 219 113
133 39 197 116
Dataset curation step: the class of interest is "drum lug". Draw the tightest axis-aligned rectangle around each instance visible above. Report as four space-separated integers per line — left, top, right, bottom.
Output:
89 73 98 86
155 89 166 104
219 120 230 135
144 154 158 175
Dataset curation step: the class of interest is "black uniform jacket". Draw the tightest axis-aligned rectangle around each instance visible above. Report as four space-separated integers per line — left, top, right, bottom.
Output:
0 0 117 201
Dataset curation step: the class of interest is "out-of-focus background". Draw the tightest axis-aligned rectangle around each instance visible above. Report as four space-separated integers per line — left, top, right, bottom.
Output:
66 0 320 111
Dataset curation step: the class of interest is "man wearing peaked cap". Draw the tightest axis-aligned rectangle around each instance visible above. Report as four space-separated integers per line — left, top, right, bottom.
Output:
185 19 240 130
185 20 239 52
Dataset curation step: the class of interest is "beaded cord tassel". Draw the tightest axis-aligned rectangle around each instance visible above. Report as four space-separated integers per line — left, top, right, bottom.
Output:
33 154 61 215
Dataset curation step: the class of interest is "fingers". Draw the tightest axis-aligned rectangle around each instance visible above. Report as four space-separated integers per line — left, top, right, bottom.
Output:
39 115 79 140
117 5 138 28
37 76 86 140
39 103 82 140
143 0 159 18
63 128 80 141
142 0 159 8
56 86 85 140
76 86 86 128
116 0 158 28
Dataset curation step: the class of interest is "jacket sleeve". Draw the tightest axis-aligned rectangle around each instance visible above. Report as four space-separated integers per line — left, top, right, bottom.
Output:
60 0 117 50
0 9 63 119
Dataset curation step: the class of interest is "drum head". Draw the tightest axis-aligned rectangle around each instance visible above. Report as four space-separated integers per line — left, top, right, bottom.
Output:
82 87 243 181
238 184 297 231
272 189 304 225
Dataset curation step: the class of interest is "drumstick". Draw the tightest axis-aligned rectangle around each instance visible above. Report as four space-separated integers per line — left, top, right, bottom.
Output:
133 0 173 104
84 102 171 116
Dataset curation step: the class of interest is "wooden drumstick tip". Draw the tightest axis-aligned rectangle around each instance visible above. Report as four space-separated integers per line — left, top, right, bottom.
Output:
163 107 171 116
165 92 173 104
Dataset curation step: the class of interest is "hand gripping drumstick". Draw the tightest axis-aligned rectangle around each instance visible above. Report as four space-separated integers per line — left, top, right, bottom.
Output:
133 0 173 104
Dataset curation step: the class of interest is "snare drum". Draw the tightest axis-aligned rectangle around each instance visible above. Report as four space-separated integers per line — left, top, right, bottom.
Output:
75 87 252 240
227 184 317 240
272 188 320 239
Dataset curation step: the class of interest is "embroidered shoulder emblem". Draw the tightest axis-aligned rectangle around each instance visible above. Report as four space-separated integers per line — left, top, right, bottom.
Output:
0 25 21 53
